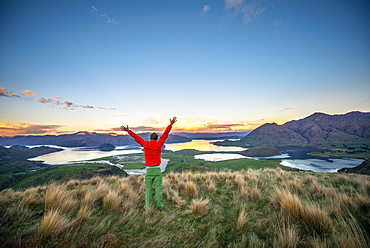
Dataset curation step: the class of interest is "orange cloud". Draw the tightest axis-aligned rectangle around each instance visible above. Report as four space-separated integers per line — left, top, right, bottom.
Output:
0 121 64 136
98 117 265 134
20 90 37 96
0 87 20 98
276 108 294 112
2 86 113 111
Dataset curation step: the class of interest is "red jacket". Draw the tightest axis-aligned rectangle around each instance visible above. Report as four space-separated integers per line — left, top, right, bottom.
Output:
128 125 172 166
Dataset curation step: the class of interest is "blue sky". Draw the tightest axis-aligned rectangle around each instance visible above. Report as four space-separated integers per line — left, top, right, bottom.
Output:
0 0 369 136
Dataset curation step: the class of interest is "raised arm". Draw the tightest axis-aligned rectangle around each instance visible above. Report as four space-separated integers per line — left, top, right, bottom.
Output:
157 117 177 145
170 117 177 125
120 125 145 146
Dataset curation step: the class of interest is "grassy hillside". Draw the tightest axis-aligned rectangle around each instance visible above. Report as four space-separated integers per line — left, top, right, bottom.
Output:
1 169 369 247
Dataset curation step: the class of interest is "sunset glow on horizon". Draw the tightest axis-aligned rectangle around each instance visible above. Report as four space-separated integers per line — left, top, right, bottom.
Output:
1 0 369 137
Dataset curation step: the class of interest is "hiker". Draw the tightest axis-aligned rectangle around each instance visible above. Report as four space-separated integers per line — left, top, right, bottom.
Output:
120 117 177 210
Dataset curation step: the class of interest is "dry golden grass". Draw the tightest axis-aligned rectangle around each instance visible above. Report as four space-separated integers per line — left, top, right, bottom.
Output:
77 204 92 222
37 210 71 237
240 185 249 200
87 176 102 185
44 183 77 215
340 193 355 210
206 179 216 194
334 213 368 248
103 190 121 212
171 190 186 208
302 203 333 235
235 174 245 189
81 189 95 208
185 181 197 197
66 179 79 189
2 169 370 248
162 178 172 197
236 207 247 230
274 224 299 248
94 183 110 203
272 188 304 219
177 179 186 191
186 198 209 214
286 177 303 194
20 187 41 206
250 186 261 201
355 193 370 208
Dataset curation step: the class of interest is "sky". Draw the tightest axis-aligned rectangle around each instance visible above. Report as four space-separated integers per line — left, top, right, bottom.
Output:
0 0 369 136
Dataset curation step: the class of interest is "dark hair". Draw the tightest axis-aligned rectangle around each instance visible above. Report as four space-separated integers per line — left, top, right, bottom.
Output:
150 132 158 140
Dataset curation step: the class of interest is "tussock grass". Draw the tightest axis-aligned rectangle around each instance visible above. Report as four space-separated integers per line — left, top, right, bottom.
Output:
302 203 333 235
20 187 41 206
103 190 121 212
37 210 72 237
44 183 77 214
250 186 261 201
236 207 248 230
186 198 209 214
274 222 299 248
272 188 304 219
1 170 369 247
185 180 197 197
206 179 216 194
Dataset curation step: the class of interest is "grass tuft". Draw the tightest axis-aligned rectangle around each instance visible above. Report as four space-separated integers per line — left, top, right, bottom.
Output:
187 198 209 214
37 210 71 237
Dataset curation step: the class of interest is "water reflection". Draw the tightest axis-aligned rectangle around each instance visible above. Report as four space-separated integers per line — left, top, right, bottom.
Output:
165 139 246 152
280 158 364 173
195 153 249 162
29 145 142 165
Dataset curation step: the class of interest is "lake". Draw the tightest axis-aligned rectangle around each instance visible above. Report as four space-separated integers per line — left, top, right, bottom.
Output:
29 140 364 173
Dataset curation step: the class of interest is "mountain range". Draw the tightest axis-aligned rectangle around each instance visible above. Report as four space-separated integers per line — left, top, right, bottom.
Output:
0 132 191 147
240 111 370 146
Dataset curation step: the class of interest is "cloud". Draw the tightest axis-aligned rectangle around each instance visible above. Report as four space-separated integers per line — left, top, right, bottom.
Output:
114 113 128 118
225 0 244 9
20 90 37 96
0 121 64 136
276 108 294 112
224 0 268 24
1 86 113 110
0 87 20 98
91 5 118 24
97 117 260 134
202 5 211 14
38 97 62 106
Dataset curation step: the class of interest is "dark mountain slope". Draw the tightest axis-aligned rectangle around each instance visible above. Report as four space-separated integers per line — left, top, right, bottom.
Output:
241 111 370 147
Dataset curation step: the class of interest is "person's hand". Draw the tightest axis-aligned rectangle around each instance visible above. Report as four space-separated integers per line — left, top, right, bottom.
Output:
120 125 129 132
170 117 177 125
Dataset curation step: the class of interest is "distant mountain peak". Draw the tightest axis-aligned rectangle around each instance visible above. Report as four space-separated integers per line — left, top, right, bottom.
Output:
241 111 370 146
75 131 97 136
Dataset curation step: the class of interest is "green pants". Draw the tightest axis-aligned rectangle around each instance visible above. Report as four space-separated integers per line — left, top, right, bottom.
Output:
144 168 164 210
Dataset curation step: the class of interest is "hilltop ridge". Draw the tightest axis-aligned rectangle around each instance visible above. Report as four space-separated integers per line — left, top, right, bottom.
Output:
240 111 370 147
